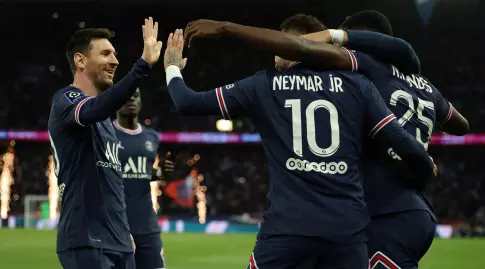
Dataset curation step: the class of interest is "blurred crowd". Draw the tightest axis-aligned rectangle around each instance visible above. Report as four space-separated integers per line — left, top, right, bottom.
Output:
0 1 484 226
3 142 484 227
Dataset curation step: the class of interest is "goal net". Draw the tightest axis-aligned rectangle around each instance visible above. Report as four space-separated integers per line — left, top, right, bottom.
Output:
23 195 58 229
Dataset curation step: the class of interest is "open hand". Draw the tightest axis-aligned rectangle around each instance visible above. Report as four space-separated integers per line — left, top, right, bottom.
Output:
141 17 163 66
164 29 187 70
184 19 227 47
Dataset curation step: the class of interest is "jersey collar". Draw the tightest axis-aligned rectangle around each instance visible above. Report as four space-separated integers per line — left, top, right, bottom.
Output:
113 120 142 135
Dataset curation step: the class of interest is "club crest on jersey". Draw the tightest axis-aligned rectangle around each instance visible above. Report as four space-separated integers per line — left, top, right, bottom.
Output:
64 90 86 104
145 141 154 152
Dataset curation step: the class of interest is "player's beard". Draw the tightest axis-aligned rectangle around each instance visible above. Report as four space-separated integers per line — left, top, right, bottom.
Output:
90 68 114 92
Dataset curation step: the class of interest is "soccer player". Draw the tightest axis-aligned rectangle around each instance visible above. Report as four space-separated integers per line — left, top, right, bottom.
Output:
186 11 469 268
184 17 421 74
335 11 469 269
163 18 435 269
114 88 173 269
48 17 162 269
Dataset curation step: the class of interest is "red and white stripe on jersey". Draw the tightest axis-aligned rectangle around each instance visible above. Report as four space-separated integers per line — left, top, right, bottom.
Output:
342 48 358 72
369 251 401 269
369 114 397 138
249 252 259 269
74 97 94 126
216 87 231 120
436 102 453 125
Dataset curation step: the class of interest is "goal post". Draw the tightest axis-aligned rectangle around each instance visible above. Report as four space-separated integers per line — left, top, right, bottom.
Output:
24 195 57 229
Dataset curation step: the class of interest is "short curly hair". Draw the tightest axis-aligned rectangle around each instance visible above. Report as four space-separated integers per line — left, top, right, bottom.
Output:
340 10 393 36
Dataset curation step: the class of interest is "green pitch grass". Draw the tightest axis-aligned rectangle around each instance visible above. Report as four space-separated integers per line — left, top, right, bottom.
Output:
0 229 484 269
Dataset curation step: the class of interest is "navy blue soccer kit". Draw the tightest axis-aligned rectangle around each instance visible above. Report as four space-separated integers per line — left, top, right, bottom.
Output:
114 121 166 269
344 35 453 268
165 63 435 269
48 58 151 269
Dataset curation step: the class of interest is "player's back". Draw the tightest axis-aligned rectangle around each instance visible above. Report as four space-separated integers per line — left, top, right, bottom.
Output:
48 86 132 253
249 64 392 244
352 52 452 218
113 122 160 235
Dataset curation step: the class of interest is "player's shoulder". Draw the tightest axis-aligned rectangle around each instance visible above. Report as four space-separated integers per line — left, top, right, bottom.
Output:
254 69 271 76
141 126 160 141
333 69 373 87
53 86 86 105
352 49 389 70
249 69 274 80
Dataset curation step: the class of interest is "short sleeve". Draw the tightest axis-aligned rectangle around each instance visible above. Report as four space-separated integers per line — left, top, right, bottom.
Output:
433 89 453 125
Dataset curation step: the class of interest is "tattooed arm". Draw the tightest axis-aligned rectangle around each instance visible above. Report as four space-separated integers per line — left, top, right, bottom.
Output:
164 29 187 70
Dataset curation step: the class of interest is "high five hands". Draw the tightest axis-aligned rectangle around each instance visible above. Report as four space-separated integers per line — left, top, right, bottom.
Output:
141 17 163 66
164 29 187 70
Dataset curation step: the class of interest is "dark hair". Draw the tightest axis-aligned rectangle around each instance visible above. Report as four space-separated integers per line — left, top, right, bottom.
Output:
280 13 327 35
340 10 393 36
66 28 113 74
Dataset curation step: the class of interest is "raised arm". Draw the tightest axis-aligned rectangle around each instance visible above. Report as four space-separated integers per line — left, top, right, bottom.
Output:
185 20 354 71
56 18 162 127
346 30 420 74
301 29 420 74
74 59 150 125
164 29 257 118
185 20 419 73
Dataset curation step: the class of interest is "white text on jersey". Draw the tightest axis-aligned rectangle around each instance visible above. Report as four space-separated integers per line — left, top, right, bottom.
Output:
96 141 122 171
273 75 344 92
391 66 432 93
286 158 348 175
123 156 150 179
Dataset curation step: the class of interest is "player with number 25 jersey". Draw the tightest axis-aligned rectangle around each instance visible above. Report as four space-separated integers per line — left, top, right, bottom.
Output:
339 10 469 269
350 48 461 268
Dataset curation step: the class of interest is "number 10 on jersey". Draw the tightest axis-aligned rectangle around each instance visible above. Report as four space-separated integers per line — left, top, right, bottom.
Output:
285 99 340 158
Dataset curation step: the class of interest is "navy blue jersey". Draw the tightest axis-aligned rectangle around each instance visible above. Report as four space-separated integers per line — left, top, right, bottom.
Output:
48 87 132 253
351 50 452 218
167 64 409 244
113 121 161 235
